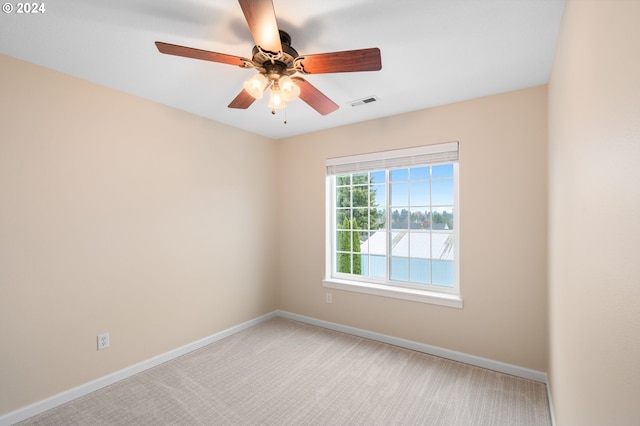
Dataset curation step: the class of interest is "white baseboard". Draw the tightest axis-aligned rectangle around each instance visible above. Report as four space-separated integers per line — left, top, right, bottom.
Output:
2 309 553 425
277 310 549 384
0 311 277 426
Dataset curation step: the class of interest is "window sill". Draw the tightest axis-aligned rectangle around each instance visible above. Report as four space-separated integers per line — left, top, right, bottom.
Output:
322 278 463 309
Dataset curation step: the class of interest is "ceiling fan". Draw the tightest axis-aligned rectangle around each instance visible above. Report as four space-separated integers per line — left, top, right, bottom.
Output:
155 0 382 117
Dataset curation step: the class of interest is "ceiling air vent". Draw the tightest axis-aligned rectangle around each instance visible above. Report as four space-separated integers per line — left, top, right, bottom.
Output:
348 96 380 107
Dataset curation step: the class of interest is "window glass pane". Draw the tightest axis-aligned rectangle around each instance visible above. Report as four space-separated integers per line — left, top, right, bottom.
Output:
352 252 363 275
390 168 408 181
390 231 408 256
432 164 454 178
336 175 351 186
365 230 386 256
358 232 370 254
360 255 369 276
366 208 380 230
352 173 368 185
371 184 385 207
390 257 409 281
391 209 409 229
410 208 429 229
369 255 386 278
351 210 368 229
409 231 430 259
410 258 430 284
410 166 430 180
352 186 369 207
336 230 352 251
432 233 455 260
370 170 385 184
336 210 350 228
391 182 408 206
409 180 430 205
360 236 370 255
336 187 351 207
372 208 385 229
432 260 454 287
337 253 351 274
431 179 454 205
431 207 454 231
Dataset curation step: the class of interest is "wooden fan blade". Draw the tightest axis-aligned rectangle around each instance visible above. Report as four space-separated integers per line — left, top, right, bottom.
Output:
297 48 382 74
238 0 282 55
228 89 258 109
292 77 339 115
155 41 248 67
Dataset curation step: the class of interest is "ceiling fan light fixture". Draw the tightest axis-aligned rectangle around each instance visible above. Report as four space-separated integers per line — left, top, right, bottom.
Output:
278 75 300 103
243 73 268 99
268 83 286 110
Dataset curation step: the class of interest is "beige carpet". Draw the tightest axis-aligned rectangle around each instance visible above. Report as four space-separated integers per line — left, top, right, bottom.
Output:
18 317 551 425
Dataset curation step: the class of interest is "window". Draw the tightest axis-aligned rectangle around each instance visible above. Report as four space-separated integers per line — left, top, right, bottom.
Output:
324 142 461 308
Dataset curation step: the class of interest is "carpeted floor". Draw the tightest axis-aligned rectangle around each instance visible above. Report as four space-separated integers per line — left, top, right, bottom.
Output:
18 317 551 425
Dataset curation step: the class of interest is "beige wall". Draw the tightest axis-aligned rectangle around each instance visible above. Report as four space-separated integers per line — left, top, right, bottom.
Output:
548 1 640 424
276 86 549 371
0 55 278 414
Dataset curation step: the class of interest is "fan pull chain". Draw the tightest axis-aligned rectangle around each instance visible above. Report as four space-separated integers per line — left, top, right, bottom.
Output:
271 104 288 124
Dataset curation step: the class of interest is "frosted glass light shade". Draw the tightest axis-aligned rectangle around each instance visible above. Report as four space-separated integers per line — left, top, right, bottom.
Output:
268 87 285 109
243 73 268 99
279 75 300 102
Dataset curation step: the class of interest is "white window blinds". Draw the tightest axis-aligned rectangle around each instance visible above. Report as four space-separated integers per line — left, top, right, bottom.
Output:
326 141 459 175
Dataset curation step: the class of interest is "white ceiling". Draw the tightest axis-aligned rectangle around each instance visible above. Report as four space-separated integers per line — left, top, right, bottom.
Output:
0 0 565 139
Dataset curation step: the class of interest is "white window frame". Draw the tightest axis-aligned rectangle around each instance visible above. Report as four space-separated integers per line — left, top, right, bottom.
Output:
323 142 462 309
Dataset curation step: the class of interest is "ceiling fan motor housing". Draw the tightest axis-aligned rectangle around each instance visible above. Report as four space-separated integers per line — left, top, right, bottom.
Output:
251 30 299 78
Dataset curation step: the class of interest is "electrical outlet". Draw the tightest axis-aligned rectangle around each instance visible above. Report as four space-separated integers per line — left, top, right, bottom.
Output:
326 293 332 304
97 332 110 351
